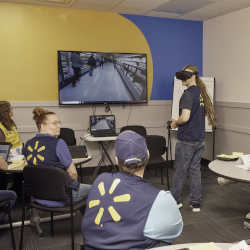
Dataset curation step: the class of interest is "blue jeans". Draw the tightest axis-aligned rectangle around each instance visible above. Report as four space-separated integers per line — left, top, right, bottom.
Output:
0 190 17 222
72 183 91 203
171 140 205 205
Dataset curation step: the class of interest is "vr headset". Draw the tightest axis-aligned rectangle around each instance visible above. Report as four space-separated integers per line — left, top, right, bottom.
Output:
175 70 196 81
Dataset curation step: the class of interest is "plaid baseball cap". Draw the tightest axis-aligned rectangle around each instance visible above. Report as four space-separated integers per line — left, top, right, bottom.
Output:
115 130 148 167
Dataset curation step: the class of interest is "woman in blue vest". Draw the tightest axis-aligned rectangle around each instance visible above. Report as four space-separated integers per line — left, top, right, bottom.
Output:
23 107 90 204
170 65 216 212
82 130 183 250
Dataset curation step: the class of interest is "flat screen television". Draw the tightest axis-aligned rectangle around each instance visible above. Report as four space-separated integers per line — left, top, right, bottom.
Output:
58 51 148 105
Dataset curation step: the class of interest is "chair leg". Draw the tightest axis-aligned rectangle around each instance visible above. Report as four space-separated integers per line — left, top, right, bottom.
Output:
19 203 26 250
70 194 75 250
166 165 170 190
7 205 16 250
50 212 54 237
161 166 164 185
80 164 83 183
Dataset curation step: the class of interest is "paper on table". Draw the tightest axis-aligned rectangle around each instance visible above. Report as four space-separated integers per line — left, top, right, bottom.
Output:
189 242 222 250
8 160 26 170
228 240 250 250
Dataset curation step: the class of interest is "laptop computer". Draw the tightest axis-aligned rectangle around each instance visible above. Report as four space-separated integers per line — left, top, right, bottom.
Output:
0 142 11 162
68 145 88 159
90 115 117 137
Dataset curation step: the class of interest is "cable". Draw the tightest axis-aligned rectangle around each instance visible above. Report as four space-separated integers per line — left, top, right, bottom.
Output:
92 105 96 115
126 105 132 125
167 121 173 184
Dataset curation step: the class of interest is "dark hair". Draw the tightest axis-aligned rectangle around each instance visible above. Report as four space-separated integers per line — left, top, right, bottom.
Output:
183 65 216 127
0 101 16 130
33 107 55 130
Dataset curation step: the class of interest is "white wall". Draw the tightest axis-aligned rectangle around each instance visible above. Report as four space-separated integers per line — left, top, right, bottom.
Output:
203 6 250 103
12 101 172 167
203 7 250 156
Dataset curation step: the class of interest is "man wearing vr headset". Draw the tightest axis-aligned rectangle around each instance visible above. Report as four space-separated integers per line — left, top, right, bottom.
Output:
171 65 215 212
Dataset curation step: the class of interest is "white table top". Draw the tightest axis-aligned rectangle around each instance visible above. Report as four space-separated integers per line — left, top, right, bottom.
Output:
84 133 117 142
208 159 250 183
150 242 232 250
72 156 92 165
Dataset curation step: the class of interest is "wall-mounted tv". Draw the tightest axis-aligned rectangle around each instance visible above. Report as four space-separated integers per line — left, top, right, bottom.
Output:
58 51 147 105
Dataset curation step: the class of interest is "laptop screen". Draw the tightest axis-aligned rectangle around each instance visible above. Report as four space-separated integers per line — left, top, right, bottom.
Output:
0 142 11 161
90 115 115 133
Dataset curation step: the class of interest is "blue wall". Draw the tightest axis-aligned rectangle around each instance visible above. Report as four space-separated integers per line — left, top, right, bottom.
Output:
123 15 203 100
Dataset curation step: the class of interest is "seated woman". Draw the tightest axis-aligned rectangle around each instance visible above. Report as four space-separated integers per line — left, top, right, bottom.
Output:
0 156 17 223
0 101 23 194
82 131 183 250
0 101 22 159
23 107 90 205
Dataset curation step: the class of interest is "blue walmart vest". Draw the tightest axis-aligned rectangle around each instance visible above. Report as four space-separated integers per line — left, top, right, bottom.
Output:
178 86 205 142
23 135 63 168
82 172 167 250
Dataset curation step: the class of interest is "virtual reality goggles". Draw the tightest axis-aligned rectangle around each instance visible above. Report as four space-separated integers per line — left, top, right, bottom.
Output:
175 70 196 81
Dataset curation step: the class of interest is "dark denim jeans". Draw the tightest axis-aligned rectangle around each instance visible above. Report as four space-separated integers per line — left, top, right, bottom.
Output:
171 140 205 205
0 190 17 222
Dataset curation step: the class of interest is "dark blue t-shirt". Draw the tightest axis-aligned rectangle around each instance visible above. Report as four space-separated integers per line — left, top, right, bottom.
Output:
177 86 205 142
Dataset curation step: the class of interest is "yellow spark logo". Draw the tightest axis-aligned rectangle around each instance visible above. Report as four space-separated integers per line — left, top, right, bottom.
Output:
88 178 131 226
27 141 46 165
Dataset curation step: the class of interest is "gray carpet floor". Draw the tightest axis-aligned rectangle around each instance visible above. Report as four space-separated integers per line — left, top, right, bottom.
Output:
1 164 249 250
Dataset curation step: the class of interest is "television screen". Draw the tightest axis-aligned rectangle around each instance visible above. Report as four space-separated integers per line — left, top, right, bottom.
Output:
58 51 147 105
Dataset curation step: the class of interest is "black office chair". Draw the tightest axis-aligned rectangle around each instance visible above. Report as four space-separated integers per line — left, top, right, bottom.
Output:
59 128 77 146
146 135 170 189
19 166 87 250
120 125 147 138
0 198 16 250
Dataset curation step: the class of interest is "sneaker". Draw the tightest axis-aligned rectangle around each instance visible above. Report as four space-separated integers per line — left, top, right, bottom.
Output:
245 212 250 220
243 220 250 230
177 203 183 209
217 177 233 185
190 203 200 212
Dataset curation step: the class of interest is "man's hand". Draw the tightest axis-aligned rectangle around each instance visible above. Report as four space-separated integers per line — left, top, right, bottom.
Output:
67 163 78 182
171 120 178 129
0 156 8 170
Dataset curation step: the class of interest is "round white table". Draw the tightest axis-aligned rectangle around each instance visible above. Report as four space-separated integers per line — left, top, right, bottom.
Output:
150 242 232 250
208 159 250 183
208 159 250 230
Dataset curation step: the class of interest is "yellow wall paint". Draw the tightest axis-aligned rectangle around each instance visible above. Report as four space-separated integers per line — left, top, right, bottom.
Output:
0 3 153 101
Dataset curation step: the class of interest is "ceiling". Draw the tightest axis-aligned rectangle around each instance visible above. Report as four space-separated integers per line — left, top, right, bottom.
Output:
2 0 250 20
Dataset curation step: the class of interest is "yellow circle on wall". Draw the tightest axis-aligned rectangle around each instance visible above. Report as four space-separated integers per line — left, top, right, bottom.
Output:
0 4 153 101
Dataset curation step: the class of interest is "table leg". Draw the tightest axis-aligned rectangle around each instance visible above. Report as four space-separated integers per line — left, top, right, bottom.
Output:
92 142 116 181
99 142 115 167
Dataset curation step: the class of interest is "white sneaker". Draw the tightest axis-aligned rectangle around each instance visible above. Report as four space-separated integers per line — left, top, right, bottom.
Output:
245 212 250 220
243 220 250 230
217 177 233 185
178 203 183 209
190 204 201 212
